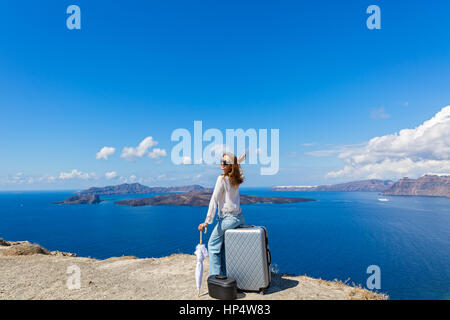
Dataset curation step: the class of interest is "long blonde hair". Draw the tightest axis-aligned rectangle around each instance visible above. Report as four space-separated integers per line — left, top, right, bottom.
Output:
222 153 244 188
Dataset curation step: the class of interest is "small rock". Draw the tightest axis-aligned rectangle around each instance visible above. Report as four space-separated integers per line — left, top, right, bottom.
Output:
50 250 77 257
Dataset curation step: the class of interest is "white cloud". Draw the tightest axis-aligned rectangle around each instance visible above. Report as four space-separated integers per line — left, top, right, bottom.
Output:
182 156 192 164
148 148 167 159
300 142 317 147
1 173 85 186
33 175 56 183
96 146 116 160
2 172 26 185
121 137 158 161
305 143 365 157
105 171 118 179
324 106 450 180
59 169 94 180
156 174 177 181
119 174 140 183
370 106 390 119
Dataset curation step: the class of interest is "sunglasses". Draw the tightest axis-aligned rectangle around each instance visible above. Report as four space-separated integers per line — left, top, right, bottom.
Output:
221 160 231 165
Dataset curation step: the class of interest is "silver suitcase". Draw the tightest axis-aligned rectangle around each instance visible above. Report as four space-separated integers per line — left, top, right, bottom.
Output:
224 225 271 293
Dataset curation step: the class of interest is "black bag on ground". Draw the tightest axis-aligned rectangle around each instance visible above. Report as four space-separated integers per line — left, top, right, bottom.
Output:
207 275 237 300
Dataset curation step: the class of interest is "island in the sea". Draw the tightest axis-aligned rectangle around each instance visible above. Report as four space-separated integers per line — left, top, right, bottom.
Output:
271 179 394 192
78 183 207 195
271 175 450 198
115 190 314 207
53 194 104 205
382 175 450 198
55 183 314 206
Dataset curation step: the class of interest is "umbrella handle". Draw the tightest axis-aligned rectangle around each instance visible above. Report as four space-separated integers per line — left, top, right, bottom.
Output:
199 227 207 244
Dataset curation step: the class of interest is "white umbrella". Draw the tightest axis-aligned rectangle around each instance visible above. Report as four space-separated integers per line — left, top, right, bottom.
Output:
194 227 208 297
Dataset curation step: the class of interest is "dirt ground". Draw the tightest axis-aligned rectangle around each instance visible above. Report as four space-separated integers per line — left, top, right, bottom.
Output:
0 240 386 300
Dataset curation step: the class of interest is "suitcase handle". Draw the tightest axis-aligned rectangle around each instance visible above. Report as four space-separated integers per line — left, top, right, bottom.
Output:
237 224 255 228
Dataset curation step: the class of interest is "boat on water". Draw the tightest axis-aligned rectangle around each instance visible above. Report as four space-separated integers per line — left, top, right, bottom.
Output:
378 198 389 202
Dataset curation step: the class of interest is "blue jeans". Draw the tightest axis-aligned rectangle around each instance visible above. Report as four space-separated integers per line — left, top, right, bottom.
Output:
208 213 244 276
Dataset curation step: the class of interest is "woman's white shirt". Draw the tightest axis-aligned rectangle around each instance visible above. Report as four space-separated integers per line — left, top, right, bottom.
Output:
205 175 241 224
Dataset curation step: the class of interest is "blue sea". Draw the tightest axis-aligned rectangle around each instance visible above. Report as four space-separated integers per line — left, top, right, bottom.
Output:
0 189 449 300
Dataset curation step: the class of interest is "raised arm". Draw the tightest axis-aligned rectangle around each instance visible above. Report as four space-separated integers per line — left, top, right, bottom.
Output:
204 176 225 224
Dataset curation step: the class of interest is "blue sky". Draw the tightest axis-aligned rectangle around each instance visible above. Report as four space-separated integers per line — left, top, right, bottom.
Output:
1 0 449 190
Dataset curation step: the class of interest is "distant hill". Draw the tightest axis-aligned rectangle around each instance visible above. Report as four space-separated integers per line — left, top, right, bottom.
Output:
382 175 450 198
115 190 314 207
78 183 206 196
271 179 394 192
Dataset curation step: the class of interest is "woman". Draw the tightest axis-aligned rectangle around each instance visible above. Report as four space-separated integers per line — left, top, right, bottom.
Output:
198 153 245 276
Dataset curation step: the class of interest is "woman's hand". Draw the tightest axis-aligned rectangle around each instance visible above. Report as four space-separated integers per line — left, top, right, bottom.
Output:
198 222 208 231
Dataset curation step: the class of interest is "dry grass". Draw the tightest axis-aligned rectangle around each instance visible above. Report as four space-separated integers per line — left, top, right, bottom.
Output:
346 283 388 300
299 276 388 300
